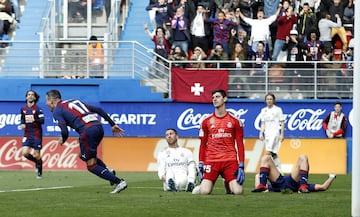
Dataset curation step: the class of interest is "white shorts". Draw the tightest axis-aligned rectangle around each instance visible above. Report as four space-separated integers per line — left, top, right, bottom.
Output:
163 171 188 191
264 135 281 154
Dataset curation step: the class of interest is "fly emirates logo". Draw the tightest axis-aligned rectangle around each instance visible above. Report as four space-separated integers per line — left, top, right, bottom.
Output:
211 128 232 139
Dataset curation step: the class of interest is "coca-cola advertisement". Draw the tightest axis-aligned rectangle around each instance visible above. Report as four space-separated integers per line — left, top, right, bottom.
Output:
0 137 98 170
0 101 353 138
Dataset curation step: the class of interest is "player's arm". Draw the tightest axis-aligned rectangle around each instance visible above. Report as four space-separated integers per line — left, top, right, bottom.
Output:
35 107 45 125
259 121 265 140
235 119 245 184
235 119 245 164
198 120 208 181
186 149 197 184
53 111 69 145
157 151 166 181
87 104 124 137
279 109 285 142
322 113 330 130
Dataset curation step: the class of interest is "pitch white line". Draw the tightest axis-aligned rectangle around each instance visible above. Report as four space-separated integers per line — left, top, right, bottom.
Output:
0 186 74 193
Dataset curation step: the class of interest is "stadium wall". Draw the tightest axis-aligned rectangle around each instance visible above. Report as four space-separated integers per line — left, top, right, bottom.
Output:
0 97 352 173
0 137 347 174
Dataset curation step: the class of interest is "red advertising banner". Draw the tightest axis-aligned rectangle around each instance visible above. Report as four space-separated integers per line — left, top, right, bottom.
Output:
0 137 102 170
171 68 229 102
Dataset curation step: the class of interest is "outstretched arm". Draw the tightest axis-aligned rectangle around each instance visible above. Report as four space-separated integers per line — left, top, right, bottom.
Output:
88 104 124 137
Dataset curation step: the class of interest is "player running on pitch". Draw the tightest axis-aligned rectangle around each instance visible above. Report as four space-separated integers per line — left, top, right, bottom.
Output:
19 90 44 179
45 89 127 194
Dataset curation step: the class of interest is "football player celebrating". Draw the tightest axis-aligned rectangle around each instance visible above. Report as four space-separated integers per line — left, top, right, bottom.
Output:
19 90 44 179
252 154 336 193
45 89 127 194
157 128 196 192
193 89 245 195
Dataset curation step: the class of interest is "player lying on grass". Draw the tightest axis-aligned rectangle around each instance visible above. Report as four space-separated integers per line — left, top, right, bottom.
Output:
252 154 336 193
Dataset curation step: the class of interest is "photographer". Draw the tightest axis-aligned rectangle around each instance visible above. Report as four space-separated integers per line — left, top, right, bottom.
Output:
208 43 229 68
168 45 187 68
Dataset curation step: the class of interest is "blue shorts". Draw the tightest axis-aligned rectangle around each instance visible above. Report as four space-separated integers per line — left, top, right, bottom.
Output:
79 125 104 161
269 175 316 192
22 137 42 150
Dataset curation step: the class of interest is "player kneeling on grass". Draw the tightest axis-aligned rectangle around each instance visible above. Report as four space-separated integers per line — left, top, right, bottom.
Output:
252 154 336 193
192 89 245 195
157 128 196 192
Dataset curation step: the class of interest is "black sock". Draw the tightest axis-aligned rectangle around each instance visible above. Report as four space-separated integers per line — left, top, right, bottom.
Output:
24 154 37 163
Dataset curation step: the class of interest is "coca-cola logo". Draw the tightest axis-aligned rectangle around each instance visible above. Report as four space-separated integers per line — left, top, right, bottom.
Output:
177 107 326 132
0 139 81 169
254 108 326 131
177 108 248 130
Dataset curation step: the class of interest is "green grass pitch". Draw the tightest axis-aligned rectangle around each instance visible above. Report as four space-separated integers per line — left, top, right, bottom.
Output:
0 171 350 217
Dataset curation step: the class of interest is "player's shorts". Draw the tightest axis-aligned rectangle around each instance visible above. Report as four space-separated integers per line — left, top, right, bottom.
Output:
79 125 104 161
203 160 238 184
264 134 281 153
268 175 316 192
22 137 42 150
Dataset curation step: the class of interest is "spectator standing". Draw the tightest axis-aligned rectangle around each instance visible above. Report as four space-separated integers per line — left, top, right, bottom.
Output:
297 2 317 43
190 3 210 53
206 10 238 53
271 4 297 61
343 0 354 27
0 0 15 43
147 0 158 30
157 128 196 192
144 23 171 78
318 11 341 52
146 0 173 29
170 6 191 54
88 35 104 78
238 6 281 52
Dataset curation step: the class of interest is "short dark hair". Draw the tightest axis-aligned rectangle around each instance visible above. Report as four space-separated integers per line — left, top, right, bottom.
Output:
26 90 40 103
334 101 342 106
212 89 227 97
166 128 178 135
46 89 62 100
90 35 98 41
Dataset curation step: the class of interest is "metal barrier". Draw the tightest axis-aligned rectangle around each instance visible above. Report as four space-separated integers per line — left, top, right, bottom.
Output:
0 40 353 99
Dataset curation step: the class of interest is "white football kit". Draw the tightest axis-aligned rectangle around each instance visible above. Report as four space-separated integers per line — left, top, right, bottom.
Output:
260 105 284 153
157 147 196 191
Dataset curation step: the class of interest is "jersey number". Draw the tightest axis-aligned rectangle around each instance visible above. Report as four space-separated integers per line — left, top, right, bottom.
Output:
68 100 90 115
204 165 211 173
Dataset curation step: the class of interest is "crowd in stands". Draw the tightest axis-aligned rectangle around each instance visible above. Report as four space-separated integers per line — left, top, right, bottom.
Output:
0 0 20 47
144 0 354 69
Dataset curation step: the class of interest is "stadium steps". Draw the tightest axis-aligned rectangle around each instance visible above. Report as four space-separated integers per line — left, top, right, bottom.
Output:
2 0 49 76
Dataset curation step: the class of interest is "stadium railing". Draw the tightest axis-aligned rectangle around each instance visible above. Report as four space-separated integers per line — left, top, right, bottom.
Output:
0 40 353 100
